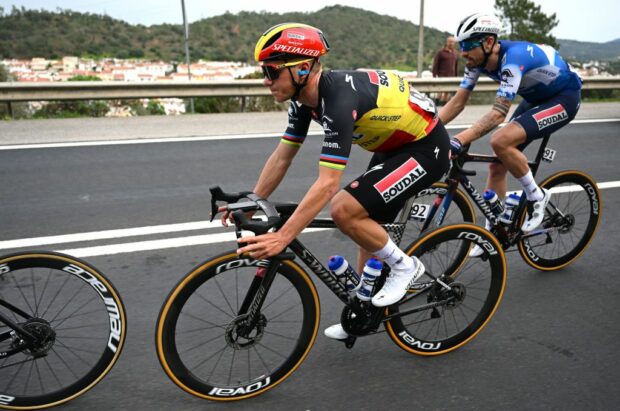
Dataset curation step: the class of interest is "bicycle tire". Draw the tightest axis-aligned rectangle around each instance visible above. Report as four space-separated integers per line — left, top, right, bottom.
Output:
385 224 506 355
156 252 320 401
0 251 126 410
400 182 476 247
517 170 602 271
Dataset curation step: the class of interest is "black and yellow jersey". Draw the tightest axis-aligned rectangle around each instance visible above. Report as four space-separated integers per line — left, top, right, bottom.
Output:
282 70 438 170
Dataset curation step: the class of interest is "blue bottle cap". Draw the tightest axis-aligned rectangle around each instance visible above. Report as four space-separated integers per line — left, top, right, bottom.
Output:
365 258 383 270
483 189 496 200
328 255 345 271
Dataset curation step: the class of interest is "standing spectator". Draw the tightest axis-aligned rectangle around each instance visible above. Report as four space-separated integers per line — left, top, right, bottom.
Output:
432 36 459 105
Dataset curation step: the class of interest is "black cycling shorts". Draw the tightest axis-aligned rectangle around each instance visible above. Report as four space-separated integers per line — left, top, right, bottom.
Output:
344 122 451 223
511 88 581 151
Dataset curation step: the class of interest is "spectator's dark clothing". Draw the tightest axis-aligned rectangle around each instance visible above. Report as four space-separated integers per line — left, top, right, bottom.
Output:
432 48 458 77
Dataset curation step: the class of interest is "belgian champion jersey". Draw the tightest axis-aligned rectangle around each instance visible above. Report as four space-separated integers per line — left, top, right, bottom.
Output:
460 40 582 104
282 70 438 170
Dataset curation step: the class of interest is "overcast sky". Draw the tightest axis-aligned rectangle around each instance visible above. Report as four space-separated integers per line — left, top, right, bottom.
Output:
1 0 618 43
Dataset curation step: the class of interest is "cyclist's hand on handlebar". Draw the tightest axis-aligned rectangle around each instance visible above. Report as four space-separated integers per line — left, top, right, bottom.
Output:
237 232 287 260
449 137 463 158
218 206 234 227
218 206 255 227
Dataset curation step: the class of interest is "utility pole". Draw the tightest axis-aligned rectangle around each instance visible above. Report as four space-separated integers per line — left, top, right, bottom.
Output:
181 0 194 113
417 0 425 78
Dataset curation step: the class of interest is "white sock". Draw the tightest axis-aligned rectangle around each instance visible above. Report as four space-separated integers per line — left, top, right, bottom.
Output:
373 238 414 272
517 170 544 201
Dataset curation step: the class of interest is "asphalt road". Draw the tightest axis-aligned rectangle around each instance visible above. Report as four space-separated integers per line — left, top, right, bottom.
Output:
1 118 620 410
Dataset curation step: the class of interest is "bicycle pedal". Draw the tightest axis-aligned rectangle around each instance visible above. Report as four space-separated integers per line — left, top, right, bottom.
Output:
344 335 357 349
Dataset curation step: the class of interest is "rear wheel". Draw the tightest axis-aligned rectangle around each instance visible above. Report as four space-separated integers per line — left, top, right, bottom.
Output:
385 224 506 355
518 170 602 270
0 251 126 410
156 252 320 401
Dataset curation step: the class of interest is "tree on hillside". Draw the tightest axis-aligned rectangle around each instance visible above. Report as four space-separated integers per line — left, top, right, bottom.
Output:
494 0 559 48
0 63 10 81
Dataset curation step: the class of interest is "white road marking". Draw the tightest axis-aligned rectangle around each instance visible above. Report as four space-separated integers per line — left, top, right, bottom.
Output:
0 119 618 151
0 180 617 258
56 228 331 258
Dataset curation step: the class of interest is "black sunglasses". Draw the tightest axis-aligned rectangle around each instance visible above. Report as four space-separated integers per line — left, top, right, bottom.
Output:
260 59 314 81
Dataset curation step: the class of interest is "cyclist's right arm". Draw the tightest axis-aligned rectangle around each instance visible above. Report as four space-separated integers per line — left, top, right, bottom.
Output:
439 86 471 124
220 141 299 227
253 142 299 198
439 66 480 124
253 102 311 198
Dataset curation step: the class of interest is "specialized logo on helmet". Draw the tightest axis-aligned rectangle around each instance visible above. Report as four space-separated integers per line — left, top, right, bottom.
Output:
273 44 322 57
533 104 568 130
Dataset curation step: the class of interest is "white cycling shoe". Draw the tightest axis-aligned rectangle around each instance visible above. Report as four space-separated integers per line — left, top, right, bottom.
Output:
371 257 425 307
521 188 551 232
324 323 349 340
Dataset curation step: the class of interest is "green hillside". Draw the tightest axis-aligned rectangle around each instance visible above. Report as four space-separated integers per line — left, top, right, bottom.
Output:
1 5 618 69
0 6 449 69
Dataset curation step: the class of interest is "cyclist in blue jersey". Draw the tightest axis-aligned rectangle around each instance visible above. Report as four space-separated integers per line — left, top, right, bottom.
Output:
440 13 582 245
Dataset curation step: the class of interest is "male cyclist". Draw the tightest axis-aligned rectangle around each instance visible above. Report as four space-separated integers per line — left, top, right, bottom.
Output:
225 23 450 340
440 13 582 245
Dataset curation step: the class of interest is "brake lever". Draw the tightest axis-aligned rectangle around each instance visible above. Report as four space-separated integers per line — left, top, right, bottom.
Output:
208 185 253 222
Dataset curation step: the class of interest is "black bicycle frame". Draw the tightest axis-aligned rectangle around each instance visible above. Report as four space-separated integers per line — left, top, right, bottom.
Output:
421 134 554 249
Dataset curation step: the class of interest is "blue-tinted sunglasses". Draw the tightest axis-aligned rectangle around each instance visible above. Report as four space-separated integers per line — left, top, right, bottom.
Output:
459 40 482 52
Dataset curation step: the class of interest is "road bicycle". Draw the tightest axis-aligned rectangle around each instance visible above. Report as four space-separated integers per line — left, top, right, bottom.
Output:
0 251 126 410
155 185 507 401
404 135 602 270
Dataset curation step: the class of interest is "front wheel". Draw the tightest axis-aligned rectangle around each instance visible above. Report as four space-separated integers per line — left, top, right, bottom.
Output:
385 224 506 355
0 251 126 410
156 252 320 401
518 170 602 271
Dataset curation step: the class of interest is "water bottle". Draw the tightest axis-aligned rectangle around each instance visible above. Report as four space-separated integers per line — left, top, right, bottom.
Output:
356 258 383 301
483 189 504 217
500 193 522 224
328 255 361 293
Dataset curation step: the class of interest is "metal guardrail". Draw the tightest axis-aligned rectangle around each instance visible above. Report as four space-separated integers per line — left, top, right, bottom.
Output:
0 76 618 102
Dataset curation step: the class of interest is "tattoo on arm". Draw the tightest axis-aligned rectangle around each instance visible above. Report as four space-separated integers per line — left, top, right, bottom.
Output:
471 113 500 138
492 96 511 117
470 98 510 139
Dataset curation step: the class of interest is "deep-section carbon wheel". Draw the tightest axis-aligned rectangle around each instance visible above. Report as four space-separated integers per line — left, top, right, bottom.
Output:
518 170 602 270
386 224 506 356
0 251 126 410
156 252 320 401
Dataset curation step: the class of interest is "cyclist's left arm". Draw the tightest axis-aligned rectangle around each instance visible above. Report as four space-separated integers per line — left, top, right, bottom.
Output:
453 96 511 145
454 60 522 145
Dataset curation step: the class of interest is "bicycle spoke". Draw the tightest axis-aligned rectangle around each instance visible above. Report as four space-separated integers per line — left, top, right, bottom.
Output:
192 290 236 319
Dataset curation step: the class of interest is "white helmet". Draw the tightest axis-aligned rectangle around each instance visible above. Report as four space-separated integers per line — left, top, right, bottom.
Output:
455 13 503 42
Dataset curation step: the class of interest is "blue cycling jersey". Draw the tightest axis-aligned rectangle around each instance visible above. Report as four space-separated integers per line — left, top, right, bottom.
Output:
460 40 582 104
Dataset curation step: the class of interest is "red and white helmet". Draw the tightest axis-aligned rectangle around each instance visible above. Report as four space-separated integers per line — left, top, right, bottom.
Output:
254 23 330 63
455 13 503 42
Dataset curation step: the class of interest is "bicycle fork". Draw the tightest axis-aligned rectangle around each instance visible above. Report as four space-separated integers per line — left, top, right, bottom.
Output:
235 254 295 337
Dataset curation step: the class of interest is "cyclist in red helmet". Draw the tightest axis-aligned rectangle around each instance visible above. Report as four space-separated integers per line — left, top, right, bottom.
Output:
227 23 451 340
